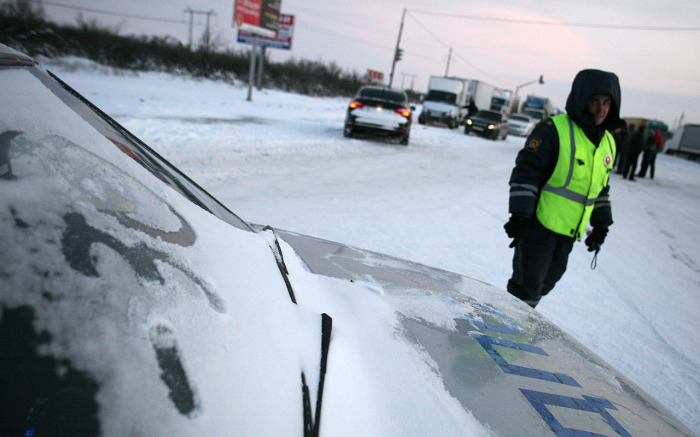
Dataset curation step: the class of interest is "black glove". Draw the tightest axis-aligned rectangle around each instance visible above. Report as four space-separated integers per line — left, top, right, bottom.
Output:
504 214 530 248
585 227 608 252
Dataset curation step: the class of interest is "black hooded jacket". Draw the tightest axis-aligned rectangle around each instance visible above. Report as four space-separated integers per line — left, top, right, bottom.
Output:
508 69 624 230
565 69 626 140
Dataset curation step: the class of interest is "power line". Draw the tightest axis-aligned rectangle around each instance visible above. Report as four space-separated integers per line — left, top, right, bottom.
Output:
405 11 503 85
408 8 700 32
34 0 186 25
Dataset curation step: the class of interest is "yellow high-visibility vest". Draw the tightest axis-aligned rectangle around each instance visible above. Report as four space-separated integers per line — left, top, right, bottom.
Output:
536 115 616 240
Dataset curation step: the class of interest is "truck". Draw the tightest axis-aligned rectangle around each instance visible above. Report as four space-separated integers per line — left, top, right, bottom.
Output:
521 95 553 121
418 76 469 129
466 79 496 115
490 88 519 115
418 76 495 128
664 123 700 159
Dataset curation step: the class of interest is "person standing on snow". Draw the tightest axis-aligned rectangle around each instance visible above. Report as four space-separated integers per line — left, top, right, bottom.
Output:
623 125 645 181
638 128 663 179
503 69 625 308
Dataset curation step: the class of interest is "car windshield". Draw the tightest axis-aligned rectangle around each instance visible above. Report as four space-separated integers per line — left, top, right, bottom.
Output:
358 88 406 105
0 65 251 232
424 90 456 105
475 111 502 121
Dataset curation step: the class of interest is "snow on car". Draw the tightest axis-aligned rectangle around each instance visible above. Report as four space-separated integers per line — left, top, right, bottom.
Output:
344 86 413 145
1 44 695 436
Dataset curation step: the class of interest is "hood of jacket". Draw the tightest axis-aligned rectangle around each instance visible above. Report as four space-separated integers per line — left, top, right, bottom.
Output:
565 69 625 131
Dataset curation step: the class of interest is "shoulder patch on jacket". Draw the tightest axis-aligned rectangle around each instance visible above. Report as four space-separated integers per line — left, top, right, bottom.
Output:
526 137 542 152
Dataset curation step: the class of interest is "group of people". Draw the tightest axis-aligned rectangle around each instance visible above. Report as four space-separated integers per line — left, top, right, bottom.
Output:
614 124 664 180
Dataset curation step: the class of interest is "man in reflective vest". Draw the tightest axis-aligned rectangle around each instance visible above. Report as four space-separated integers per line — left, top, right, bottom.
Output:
504 69 625 308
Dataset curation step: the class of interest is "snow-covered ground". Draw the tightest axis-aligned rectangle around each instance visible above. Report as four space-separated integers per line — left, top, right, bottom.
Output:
49 59 700 434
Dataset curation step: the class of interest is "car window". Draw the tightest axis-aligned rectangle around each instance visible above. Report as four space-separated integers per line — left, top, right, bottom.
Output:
358 88 406 105
425 90 456 105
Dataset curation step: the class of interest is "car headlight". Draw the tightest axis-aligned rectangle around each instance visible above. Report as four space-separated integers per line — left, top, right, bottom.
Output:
488 124 495 130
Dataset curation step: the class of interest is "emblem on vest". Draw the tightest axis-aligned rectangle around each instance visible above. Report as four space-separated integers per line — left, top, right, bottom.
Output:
526 138 541 152
604 154 612 167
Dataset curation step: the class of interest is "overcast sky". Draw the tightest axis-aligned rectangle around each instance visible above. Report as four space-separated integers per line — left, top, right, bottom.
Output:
40 0 700 127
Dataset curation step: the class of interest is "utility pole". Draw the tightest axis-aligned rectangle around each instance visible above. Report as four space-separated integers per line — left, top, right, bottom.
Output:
444 48 452 77
182 7 217 51
184 7 193 49
389 8 406 89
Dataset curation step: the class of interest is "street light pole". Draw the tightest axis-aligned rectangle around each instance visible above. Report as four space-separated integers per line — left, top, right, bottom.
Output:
515 74 544 97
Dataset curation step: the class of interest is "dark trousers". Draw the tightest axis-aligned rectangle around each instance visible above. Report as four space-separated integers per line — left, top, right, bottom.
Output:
624 150 641 179
507 218 575 308
638 150 657 178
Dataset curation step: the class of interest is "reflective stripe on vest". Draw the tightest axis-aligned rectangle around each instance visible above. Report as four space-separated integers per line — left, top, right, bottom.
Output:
536 115 615 239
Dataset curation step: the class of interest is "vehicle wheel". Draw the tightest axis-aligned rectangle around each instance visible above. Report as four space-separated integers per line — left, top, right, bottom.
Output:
343 126 353 138
491 130 498 140
502 131 508 140
448 119 457 129
464 126 470 135
399 135 409 146
418 116 426 125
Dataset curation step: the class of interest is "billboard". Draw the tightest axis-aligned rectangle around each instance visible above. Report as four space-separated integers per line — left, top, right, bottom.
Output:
237 14 294 50
233 0 281 37
367 69 384 81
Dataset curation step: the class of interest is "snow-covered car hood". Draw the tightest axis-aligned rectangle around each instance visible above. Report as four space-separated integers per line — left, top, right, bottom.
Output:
0 45 694 436
276 230 693 436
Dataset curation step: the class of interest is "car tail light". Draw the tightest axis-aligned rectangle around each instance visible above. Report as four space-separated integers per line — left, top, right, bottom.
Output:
349 100 365 109
394 107 411 118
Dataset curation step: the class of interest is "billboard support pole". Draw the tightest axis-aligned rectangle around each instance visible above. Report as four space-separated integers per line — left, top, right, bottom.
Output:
257 47 265 90
247 34 258 101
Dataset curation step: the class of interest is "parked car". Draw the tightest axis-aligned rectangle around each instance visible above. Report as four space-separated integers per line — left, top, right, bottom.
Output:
1 44 695 436
344 86 413 145
508 113 537 137
464 110 509 140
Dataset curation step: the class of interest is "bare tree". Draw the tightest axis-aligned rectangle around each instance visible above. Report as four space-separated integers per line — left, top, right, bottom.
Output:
0 0 45 19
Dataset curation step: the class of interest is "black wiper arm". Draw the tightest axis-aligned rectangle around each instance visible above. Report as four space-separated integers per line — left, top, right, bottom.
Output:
262 225 297 304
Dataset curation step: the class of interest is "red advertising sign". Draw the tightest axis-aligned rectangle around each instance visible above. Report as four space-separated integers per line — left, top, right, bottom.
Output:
238 14 294 50
367 69 384 81
233 0 281 37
